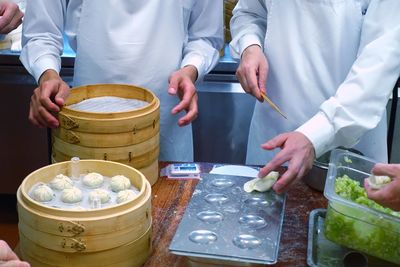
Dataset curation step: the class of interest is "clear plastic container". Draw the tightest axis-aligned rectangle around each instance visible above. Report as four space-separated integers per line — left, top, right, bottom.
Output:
323 149 400 265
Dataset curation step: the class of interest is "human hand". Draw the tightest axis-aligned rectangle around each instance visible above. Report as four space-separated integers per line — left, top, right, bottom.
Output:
0 2 23 34
365 163 400 211
29 69 70 128
168 65 198 127
236 44 268 102
258 132 315 194
0 240 30 267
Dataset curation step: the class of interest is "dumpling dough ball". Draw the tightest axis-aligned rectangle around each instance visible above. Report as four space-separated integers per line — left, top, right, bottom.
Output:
32 183 54 202
49 174 74 190
110 175 131 192
116 190 136 204
82 172 104 188
61 187 83 203
89 189 110 204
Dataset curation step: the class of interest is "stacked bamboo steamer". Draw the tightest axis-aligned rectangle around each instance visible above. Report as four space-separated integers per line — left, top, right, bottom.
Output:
51 84 160 185
17 160 152 267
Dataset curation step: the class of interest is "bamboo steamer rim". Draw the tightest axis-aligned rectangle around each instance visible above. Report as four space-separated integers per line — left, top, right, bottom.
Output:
19 160 151 217
61 84 160 119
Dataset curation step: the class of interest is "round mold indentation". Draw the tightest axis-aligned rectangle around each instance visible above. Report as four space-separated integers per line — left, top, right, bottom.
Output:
210 178 235 189
238 215 267 229
231 186 243 194
232 234 262 249
244 197 271 207
189 230 218 245
196 211 224 224
204 193 229 205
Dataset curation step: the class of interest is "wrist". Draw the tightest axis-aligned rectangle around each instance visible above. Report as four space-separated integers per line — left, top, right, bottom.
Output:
242 44 262 58
182 65 198 83
39 69 60 85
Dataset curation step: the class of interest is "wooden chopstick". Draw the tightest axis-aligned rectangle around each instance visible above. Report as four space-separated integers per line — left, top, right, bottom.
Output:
260 92 287 119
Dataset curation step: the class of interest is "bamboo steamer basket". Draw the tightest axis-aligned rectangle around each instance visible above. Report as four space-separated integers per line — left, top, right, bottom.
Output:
52 84 160 185
17 160 152 267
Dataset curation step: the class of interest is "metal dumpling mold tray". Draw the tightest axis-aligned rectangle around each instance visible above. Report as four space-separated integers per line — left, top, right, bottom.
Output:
169 173 286 265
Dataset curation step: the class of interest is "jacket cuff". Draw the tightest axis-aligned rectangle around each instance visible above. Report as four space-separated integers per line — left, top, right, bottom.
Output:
296 112 335 158
32 55 61 83
181 53 204 82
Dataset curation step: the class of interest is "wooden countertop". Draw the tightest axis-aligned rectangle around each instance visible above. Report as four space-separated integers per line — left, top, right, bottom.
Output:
0 162 328 267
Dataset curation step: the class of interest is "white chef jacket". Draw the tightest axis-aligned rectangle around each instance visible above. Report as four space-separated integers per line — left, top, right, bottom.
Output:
20 0 223 162
230 0 400 165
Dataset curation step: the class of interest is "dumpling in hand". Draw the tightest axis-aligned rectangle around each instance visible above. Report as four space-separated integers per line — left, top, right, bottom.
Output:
367 175 392 190
89 189 110 204
110 175 131 192
61 187 83 203
49 174 74 190
83 172 104 188
32 183 54 202
116 190 136 204
244 171 279 193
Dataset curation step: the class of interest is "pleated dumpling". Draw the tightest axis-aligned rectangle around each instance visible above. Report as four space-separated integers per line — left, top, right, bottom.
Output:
32 183 54 202
49 174 74 190
110 175 131 192
82 172 104 188
89 189 110 204
61 187 83 203
116 190 136 204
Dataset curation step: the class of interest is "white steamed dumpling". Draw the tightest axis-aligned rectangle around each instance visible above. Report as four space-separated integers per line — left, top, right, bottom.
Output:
110 175 131 192
61 187 83 203
244 171 279 193
89 189 110 204
82 172 104 188
49 174 74 190
367 175 392 190
116 190 136 204
32 183 54 202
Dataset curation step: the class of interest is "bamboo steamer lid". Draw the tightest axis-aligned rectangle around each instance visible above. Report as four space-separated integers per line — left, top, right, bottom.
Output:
17 160 152 267
51 84 160 185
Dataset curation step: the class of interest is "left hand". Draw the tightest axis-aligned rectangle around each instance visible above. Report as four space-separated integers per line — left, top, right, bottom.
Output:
0 2 24 34
168 65 198 127
365 163 400 211
258 132 315 194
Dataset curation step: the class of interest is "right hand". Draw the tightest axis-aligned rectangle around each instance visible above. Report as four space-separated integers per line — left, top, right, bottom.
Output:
365 163 400 211
0 2 24 34
0 240 30 267
29 70 70 128
235 44 269 102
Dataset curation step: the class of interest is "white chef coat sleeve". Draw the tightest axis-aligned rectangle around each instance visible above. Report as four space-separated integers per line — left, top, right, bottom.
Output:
296 0 400 158
20 0 66 83
180 0 224 82
229 0 267 59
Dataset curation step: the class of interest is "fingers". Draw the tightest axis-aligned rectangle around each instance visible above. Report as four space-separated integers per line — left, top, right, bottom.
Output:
178 94 198 126
372 163 400 178
0 2 23 34
261 133 288 151
257 60 268 94
29 78 69 129
0 260 31 267
273 156 305 194
0 240 18 262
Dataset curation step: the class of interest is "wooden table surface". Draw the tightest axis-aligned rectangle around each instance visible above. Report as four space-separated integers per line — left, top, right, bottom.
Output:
0 162 328 267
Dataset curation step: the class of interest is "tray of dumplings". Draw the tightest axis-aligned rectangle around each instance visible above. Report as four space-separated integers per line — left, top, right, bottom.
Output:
169 172 286 265
29 168 139 210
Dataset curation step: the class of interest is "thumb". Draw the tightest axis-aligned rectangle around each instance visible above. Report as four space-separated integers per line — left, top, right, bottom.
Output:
261 133 288 150
168 76 179 95
258 63 268 94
